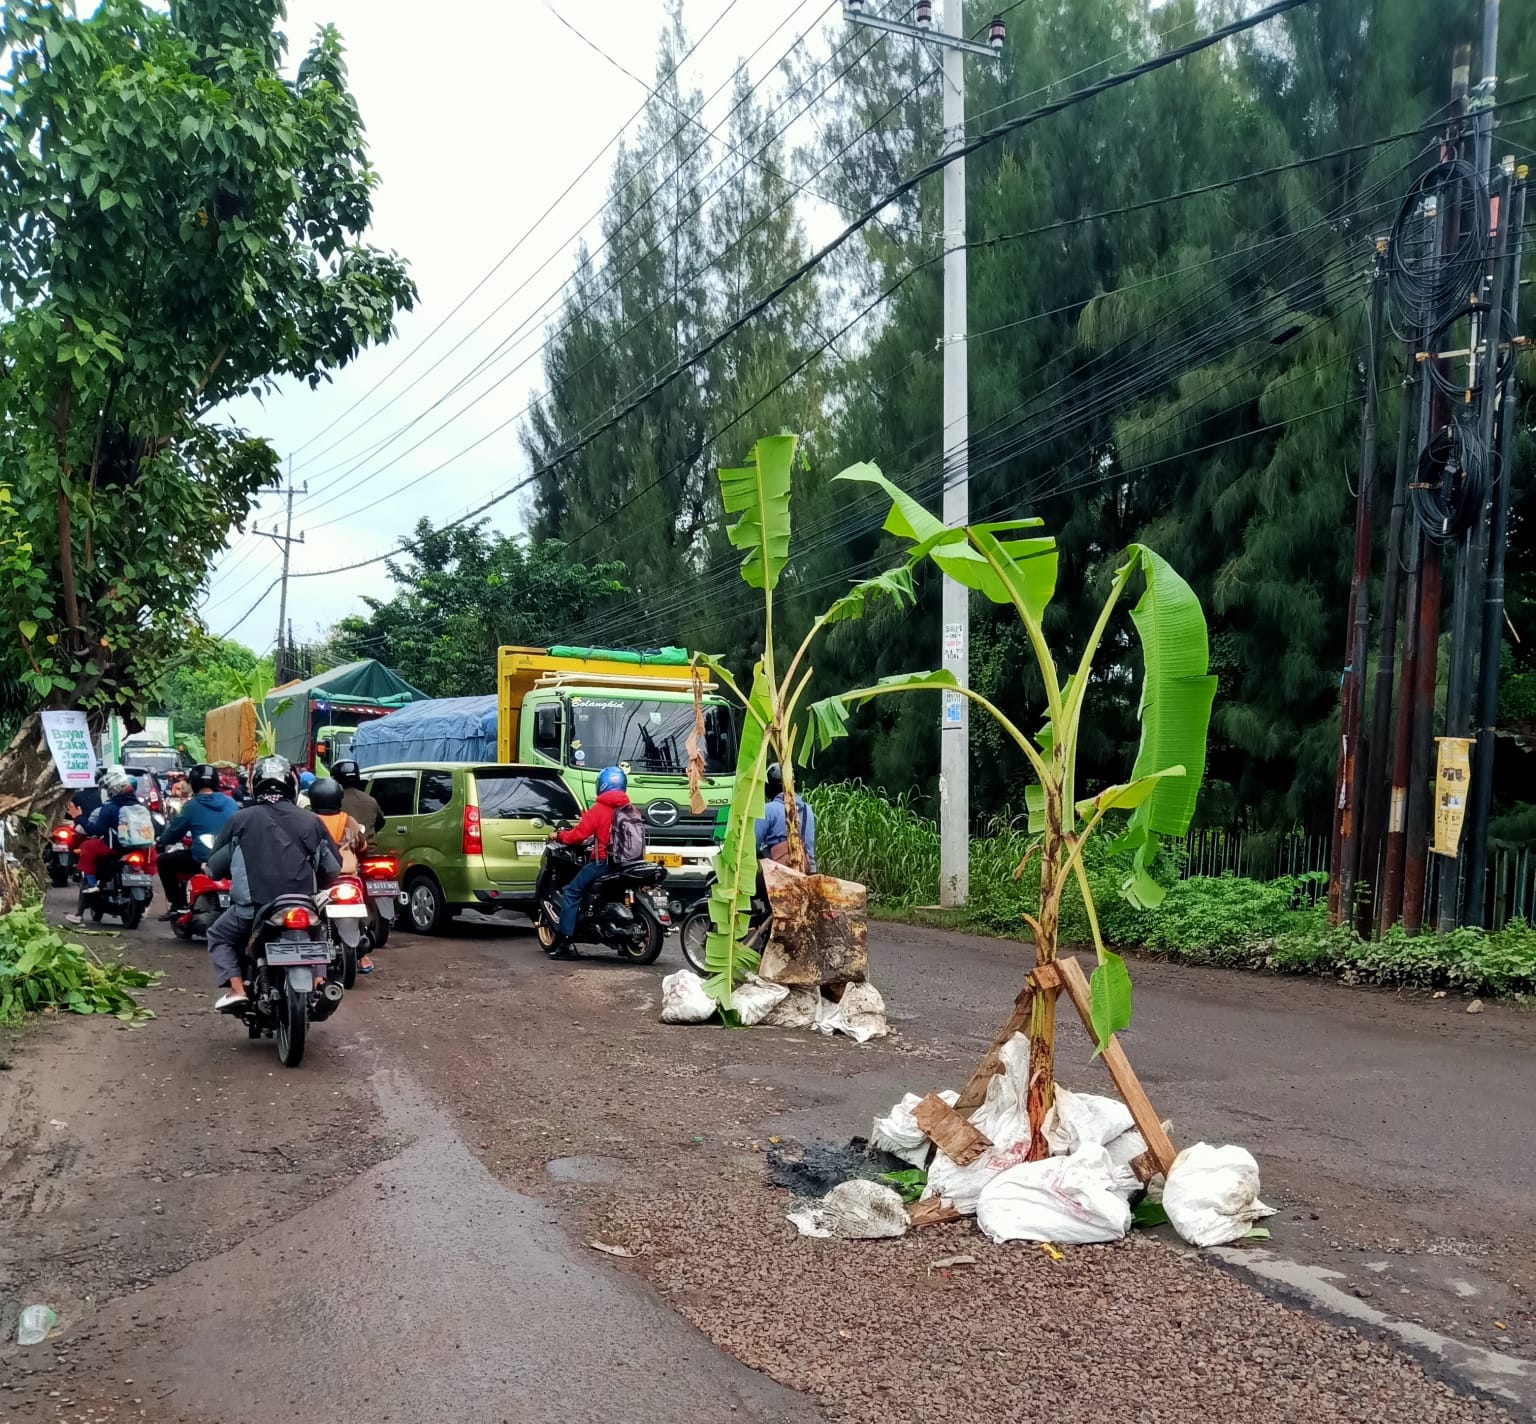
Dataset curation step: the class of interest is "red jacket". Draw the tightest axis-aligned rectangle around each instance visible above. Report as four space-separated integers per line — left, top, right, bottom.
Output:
557 788 630 861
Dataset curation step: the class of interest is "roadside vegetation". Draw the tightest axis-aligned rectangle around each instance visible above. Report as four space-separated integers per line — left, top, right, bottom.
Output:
0 905 155 1024
804 782 1536 998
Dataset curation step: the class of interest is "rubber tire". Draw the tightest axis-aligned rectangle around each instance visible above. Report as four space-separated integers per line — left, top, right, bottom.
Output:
170 915 192 942
617 907 665 965
48 867 69 888
88 904 103 924
369 916 391 950
121 900 145 931
340 939 358 990
405 874 450 936
276 977 308 1068
679 909 710 975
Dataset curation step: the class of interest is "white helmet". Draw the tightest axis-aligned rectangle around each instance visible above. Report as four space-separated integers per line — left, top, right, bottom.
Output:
101 769 134 798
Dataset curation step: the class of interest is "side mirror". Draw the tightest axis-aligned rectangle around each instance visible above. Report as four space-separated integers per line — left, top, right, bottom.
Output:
533 704 562 758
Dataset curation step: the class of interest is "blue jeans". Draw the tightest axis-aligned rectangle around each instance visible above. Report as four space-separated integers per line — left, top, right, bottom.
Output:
559 858 607 938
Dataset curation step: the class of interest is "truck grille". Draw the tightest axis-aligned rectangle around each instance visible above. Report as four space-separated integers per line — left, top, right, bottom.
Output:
641 805 724 847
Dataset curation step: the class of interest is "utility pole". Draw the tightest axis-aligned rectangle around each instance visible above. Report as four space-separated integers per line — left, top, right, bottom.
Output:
256 463 306 685
842 0 1005 907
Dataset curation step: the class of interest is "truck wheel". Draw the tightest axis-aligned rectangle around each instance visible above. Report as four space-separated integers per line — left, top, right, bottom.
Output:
405 875 450 936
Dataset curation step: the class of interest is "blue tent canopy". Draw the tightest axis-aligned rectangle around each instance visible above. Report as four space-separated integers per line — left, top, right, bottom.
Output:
351 695 499 769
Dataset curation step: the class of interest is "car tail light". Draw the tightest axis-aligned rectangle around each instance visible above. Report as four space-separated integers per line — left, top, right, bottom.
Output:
332 881 362 903
462 805 482 855
281 907 314 930
362 855 398 877
123 851 146 867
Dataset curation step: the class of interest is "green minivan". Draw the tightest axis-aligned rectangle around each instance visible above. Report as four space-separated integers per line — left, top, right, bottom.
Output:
362 762 582 935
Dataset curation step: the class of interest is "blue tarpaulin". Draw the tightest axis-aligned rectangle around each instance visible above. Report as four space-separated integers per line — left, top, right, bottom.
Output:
351 695 499 769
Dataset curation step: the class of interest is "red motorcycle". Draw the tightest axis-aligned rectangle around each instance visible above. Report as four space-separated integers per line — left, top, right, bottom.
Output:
169 836 232 942
359 851 400 949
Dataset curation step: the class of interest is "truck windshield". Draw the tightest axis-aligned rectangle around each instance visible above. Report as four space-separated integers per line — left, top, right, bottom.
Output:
567 697 736 776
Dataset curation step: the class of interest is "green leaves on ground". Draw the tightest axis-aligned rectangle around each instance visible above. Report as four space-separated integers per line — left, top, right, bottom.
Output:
880 1168 928 1204
0 908 156 1024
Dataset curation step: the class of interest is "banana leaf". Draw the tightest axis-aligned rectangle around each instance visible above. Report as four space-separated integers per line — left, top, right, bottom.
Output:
720 434 796 592
703 662 773 1011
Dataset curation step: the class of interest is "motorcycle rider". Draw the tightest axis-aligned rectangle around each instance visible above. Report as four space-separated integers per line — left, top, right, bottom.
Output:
66 765 107 825
330 760 384 835
154 764 239 919
203 754 341 1012
309 777 376 975
547 765 632 960
755 762 817 872
65 769 142 925
297 770 317 809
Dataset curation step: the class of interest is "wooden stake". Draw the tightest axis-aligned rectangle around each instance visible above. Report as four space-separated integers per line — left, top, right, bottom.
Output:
1055 955 1178 1176
907 1197 963 1228
913 1093 992 1166
954 980 1035 1114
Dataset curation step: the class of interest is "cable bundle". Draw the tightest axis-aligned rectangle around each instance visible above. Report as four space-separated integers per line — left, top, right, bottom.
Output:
1387 158 1490 324
1411 420 1487 541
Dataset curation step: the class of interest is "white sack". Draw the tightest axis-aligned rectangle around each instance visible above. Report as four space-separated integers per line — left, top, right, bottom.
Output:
975 1144 1132 1246
923 1034 1034 1214
659 969 717 1024
1103 1128 1148 1200
813 981 889 1043
731 973 791 1026
871 1090 959 1169
1043 1086 1135 1156
760 985 821 1029
1162 1142 1276 1247
786 1178 909 1240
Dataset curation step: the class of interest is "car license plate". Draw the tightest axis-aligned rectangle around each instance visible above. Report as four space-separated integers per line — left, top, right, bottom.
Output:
326 903 366 919
646 852 684 868
218 892 230 907
120 871 152 887
365 879 399 896
516 841 546 857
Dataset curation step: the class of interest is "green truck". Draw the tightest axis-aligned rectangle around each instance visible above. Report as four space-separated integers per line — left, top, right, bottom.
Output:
496 645 738 899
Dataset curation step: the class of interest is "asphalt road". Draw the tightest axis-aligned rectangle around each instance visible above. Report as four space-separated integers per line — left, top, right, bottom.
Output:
1 893 1531 1420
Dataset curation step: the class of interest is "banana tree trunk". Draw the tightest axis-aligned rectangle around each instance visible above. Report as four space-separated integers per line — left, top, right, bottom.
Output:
1024 793 1066 1160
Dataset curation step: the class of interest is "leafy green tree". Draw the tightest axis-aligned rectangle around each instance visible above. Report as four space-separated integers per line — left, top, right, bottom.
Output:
0 0 413 820
154 636 268 747
329 519 628 698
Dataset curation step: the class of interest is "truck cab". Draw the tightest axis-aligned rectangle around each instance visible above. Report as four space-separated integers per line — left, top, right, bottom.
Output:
498 647 736 902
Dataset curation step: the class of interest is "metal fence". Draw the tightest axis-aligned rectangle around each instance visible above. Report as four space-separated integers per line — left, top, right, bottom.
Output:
1178 827 1536 929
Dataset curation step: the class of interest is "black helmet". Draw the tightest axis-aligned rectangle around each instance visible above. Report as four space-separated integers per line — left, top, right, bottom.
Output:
251 753 297 801
188 763 220 793
766 762 784 799
331 759 362 788
308 778 344 813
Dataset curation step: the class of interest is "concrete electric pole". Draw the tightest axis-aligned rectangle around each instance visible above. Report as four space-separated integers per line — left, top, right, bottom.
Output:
841 0 1004 906
256 464 306 683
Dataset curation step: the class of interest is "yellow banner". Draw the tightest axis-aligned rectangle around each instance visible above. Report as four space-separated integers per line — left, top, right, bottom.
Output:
1432 737 1474 858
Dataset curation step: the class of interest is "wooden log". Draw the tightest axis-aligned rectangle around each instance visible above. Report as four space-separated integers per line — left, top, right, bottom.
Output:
907 1197 963 1228
1129 1149 1160 1184
1056 955 1178 1176
912 1093 993 1166
953 980 1035 1115
757 859 869 986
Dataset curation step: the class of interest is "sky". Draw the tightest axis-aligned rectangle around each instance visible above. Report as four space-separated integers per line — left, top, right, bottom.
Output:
200 0 848 654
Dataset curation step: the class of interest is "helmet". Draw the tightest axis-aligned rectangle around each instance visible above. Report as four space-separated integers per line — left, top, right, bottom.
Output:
101 769 134 798
299 771 317 790
187 763 220 793
94 765 109 785
331 759 362 788
766 762 784 799
308 778 344 813
596 765 627 794
251 754 297 801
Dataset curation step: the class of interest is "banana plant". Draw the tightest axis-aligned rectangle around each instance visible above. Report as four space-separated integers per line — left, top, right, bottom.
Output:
807 467 1215 1150
692 435 916 1013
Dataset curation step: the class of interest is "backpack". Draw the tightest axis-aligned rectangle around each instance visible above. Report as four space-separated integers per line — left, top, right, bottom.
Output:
607 804 646 865
116 803 156 848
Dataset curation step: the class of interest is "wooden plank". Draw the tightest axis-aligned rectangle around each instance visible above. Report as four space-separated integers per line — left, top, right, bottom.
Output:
1056 955 1179 1176
1031 961 1062 990
1129 1149 1160 1184
907 1197 963 1228
912 1093 993 1166
953 980 1035 1114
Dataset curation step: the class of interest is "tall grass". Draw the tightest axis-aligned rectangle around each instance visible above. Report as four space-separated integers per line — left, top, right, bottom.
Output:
802 782 939 907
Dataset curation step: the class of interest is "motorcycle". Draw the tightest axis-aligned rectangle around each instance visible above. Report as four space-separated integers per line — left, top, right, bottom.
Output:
677 871 771 976
534 841 671 964
231 895 345 1068
44 822 81 887
87 846 156 930
169 836 231 943
316 874 368 988
358 851 399 950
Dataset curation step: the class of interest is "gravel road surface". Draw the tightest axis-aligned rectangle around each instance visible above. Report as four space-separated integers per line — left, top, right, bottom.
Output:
0 889 1528 1423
